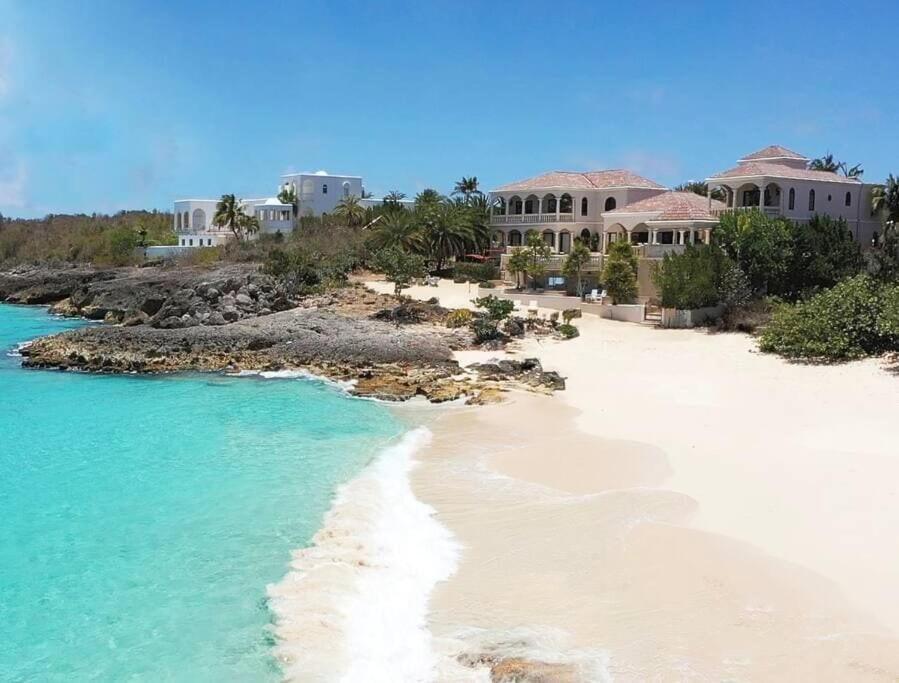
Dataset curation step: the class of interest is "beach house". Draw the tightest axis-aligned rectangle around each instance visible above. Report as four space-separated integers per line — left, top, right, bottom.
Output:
172 170 411 248
489 144 881 294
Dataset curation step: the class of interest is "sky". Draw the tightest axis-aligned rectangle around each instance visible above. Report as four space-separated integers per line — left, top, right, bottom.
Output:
0 0 897 218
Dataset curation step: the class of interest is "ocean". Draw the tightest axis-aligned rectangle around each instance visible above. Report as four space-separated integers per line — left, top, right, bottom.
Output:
0 303 409 681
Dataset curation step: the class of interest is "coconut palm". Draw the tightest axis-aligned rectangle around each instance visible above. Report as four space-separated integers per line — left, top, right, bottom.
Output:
333 195 366 226
842 163 864 178
277 185 298 217
384 190 406 205
452 176 482 201
213 194 255 241
414 188 444 209
367 211 424 253
421 202 473 270
809 153 841 173
871 174 899 221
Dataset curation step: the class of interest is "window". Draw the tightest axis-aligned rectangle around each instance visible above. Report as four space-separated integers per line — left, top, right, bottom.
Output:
845 191 852 207
788 188 795 210
208 239 212 246
343 181 350 198
322 184 328 194
180 238 185 246
808 189 815 211
189 239 193 246
581 197 588 216
604 197 616 211
827 194 832 202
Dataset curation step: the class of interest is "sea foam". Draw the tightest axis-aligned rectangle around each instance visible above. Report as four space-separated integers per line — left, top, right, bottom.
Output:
268 427 459 682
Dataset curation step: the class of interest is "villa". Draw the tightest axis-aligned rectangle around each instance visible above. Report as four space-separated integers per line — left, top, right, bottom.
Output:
488 144 882 295
172 170 411 248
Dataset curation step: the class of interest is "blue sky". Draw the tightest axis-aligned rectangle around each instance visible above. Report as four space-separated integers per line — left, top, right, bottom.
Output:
1 0 897 218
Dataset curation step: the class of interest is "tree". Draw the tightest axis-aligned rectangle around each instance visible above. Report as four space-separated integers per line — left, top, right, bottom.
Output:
333 195 366 226
414 188 444 210
524 231 551 290
872 223 899 282
507 248 529 290
371 246 427 296
673 181 725 201
472 295 514 321
277 185 298 216
714 209 793 295
367 210 423 253
213 194 256 241
785 215 863 296
420 202 473 270
383 190 406 208
452 176 482 202
809 153 863 177
871 174 899 222
562 240 592 298
601 238 638 304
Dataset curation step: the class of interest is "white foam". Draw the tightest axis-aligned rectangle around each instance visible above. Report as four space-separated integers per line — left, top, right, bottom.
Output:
268 427 459 682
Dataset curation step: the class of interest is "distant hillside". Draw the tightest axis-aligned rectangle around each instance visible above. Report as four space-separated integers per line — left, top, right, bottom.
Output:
0 210 176 266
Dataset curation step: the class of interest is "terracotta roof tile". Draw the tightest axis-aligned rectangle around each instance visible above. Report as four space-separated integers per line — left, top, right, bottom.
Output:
493 170 665 192
739 145 808 161
707 161 861 183
606 191 725 221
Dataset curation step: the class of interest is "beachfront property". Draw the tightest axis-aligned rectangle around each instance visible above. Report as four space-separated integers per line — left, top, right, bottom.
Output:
488 145 882 295
172 170 411 247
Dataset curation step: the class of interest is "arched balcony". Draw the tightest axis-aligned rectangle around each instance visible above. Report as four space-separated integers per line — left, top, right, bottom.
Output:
489 192 578 225
710 181 783 217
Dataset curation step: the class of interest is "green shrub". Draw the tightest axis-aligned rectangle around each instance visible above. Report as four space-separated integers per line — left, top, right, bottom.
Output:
759 275 899 361
472 317 501 343
478 281 496 289
653 244 750 310
454 261 497 283
445 308 473 328
453 276 468 283
472 295 514 321
557 323 579 339
562 309 582 324
601 239 638 304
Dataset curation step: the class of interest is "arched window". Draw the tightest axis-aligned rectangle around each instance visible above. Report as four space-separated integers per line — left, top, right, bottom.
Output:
524 195 538 214
559 194 572 214
509 196 522 215
788 188 795 210
808 189 815 211
322 184 328 194
176 213 182 231
542 194 557 214
542 230 555 249
581 197 588 216
183 211 189 229
343 181 350 198
192 208 206 231
845 191 852 207
509 230 522 246
580 228 591 242
604 197 616 211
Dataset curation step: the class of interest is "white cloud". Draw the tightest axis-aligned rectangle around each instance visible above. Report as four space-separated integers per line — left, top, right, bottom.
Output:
0 160 28 209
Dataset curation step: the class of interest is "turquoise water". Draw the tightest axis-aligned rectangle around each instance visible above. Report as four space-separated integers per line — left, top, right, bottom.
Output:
0 304 403 681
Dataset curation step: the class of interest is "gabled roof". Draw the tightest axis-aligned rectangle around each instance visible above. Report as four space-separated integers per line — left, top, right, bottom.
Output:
493 170 666 193
738 145 808 162
605 191 725 221
707 161 862 184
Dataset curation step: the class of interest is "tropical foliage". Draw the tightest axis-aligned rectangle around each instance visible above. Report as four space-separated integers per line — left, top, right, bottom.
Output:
653 244 749 310
332 195 366 226
759 276 899 361
277 185 298 217
601 238 638 304
809 153 863 177
562 240 592 298
213 194 260 241
714 210 794 294
673 181 725 201
370 246 426 296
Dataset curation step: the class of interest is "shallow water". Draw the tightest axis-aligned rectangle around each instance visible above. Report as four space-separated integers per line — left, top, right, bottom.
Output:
0 304 402 681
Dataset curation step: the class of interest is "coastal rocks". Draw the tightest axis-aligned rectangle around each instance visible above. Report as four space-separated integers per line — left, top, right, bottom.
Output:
468 358 566 393
0 266 116 305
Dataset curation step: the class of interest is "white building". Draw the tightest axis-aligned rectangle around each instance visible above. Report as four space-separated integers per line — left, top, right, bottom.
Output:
172 169 408 248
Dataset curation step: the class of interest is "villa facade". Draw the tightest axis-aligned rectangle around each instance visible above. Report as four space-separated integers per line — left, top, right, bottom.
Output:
172 170 409 248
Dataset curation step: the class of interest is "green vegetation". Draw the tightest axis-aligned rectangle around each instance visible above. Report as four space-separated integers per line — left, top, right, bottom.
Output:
213 194 260 241
714 210 794 294
453 261 497 283
654 244 750 310
0 211 176 265
562 241 592 298
522 232 551 290
333 195 366 226
370 246 427 296
601 239 638 304
673 181 725 201
557 323 579 339
445 308 473 328
759 276 899 361
809 153 863 178
470 294 515 343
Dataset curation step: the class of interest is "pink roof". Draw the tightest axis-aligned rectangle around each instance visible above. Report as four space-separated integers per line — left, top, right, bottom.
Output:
739 145 808 162
606 191 725 221
707 161 861 184
493 170 665 193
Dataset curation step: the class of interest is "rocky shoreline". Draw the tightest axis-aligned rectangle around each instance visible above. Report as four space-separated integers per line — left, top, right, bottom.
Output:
4 264 565 402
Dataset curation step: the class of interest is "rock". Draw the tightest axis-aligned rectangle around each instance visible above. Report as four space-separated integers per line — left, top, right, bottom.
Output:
140 297 166 316
467 387 506 405
221 307 240 322
203 287 221 302
235 292 254 308
48 298 79 317
205 311 227 326
122 310 150 327
156 316 187 329
469 358 565 392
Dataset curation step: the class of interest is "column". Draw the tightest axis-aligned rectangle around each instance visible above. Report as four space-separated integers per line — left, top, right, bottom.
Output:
678 229 686 245
650 229 658 244
758 185 765 209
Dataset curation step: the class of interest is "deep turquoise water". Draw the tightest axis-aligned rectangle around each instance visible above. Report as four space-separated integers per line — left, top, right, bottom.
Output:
0 304 403 681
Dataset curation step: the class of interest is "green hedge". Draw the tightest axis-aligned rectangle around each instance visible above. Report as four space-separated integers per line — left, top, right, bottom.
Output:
758 275 899 361
453 261 498 283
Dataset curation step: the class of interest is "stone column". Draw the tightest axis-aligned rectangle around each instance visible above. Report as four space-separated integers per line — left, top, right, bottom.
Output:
758 184 765 209
650 229 657 244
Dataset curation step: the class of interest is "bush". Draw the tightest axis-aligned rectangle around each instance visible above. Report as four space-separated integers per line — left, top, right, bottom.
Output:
601 239 638 304
472 295 514 321
445 308 473 328
472 317 502 343
557 323 579 339
714 298 774 333
562 309 582 324
454 261 498 283
502 317 525 337
453 276 468 284
653 244 749 310
478 281 496 289
758 275 899 361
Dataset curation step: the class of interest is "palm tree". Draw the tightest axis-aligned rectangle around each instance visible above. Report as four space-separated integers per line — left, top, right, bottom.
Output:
420 202 473 270
452 176 482 201
414 188 444 209
809 153 841 173
213 194 255 241
673 181 725 201
871 174 899 221
384 190 406 206
277 185 298 217
333 195 366 226
842 162 864 178
367 211 423 253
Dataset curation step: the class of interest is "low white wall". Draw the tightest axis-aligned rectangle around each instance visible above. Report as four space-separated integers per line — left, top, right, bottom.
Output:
660 304 724 328
139 245 203 260
598 303 645 323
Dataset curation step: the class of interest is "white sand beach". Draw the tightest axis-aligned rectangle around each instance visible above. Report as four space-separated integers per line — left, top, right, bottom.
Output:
376 281 899 681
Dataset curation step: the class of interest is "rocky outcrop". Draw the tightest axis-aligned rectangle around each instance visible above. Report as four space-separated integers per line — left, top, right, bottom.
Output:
467 358 566 392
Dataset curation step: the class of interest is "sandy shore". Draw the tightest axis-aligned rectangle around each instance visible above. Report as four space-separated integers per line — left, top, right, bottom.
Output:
386 281 899 680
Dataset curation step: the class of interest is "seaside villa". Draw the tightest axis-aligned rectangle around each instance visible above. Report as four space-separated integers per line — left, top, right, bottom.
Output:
172 170 411 248
488 144 882 296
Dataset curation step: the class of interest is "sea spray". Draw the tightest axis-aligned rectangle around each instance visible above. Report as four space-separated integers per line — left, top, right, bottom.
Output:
268 428 459 682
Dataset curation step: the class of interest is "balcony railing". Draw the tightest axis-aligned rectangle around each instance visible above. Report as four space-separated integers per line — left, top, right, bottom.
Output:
711 206 781 218
500 252 603 272
490 213 575 225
